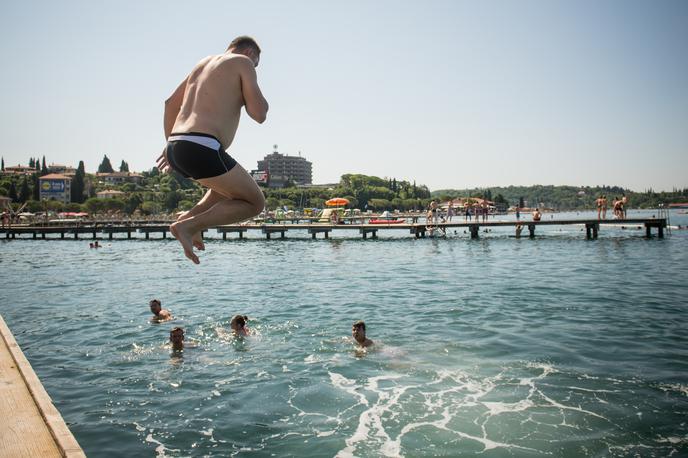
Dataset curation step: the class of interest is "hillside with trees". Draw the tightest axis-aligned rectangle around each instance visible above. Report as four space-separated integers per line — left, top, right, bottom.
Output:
1 154 686 215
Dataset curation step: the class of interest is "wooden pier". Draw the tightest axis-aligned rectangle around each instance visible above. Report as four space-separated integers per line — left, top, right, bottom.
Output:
0 315 85 457
0 218 667 240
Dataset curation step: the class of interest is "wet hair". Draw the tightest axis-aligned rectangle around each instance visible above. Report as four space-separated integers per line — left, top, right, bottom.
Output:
227 36 261 54
170 327 184 338
353 320 366 331
231 314 248 328
149 299 161 307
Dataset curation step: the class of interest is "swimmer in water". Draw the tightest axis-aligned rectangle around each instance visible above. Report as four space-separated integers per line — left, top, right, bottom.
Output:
230 314 250 336
150 299 172 322
169 327 184 351
352 320 373 348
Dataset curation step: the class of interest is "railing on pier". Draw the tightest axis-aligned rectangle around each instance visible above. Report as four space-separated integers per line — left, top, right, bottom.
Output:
0 218 668 241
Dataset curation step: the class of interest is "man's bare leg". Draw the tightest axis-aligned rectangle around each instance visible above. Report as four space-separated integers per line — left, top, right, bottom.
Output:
170 165 265 264
176 189 226 250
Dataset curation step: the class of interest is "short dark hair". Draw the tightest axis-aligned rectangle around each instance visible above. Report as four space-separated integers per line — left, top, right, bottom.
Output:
231 314 248 328
353 320 366 331
228 36 261 54
149 299 161 307
170 327 184 336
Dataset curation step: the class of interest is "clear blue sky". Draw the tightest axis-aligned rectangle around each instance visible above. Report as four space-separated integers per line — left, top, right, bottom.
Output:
1 0 686 191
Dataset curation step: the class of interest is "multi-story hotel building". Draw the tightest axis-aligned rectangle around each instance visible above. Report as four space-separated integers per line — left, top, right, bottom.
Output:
256 150 312 187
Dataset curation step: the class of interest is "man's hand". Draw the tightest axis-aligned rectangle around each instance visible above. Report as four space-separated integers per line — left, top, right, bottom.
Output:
156 147 171 174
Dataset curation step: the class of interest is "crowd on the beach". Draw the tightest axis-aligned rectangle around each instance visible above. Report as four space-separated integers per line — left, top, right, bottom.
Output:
149 299 373 352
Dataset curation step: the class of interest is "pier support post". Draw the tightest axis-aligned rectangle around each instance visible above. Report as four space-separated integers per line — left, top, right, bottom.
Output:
223 232 227 240
162 231 166 239
658 225 664 239
33 232 37 239
145 232 150 240
586 224 592 239
109 232 113 240
74 232 78 240
42 233 45 240
592 224 598 239
645 224 652 238
312 232 316 239
60 232 65 239
127 230 131 239
528 224 535 238
470 225 479 239
323 231 328 239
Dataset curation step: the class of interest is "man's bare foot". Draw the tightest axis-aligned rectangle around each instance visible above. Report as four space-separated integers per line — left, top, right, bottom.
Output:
192 232 205 251
177 211 204 251
170 221 200 264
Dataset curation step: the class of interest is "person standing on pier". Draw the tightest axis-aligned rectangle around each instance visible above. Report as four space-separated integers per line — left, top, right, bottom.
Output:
156 36 268 264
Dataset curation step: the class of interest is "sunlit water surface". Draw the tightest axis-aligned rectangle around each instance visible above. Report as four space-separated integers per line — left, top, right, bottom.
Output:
1 210 687 457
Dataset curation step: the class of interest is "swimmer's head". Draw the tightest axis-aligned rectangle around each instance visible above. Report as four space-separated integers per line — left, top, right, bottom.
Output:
230 315 248 332
352 320 367 342
149 299 162 315
170 327 184 347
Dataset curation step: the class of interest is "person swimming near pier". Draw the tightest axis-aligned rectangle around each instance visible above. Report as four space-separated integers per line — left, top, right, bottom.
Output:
156 36 268 264
150 299 172 322
352 320 373 348
230 314 250 336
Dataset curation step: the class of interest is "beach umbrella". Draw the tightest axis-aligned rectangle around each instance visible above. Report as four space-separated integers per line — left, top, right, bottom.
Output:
325 197 349 207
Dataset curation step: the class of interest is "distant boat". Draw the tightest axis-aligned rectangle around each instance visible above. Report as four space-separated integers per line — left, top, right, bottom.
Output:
668 203 688 209
369 210 406 224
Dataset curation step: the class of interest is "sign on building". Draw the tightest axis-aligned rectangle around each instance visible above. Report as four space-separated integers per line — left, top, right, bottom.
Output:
41 180 66 193
252 170 268 185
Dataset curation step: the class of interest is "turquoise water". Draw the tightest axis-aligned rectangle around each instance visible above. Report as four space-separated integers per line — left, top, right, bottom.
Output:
1 210 687 457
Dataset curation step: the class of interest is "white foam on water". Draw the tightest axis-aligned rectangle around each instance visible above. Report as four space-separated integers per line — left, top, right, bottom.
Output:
145 433 180 457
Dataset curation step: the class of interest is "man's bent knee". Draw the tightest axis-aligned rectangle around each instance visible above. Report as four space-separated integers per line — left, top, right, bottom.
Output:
249 192 266 216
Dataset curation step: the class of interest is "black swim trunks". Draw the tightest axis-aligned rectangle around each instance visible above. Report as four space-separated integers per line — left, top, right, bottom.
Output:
166 132 237 179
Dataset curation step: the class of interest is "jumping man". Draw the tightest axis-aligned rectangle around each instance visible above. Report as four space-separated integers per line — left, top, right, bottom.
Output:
157 36 268 264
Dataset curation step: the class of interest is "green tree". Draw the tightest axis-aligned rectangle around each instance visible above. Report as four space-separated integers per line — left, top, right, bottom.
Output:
71 161 85 203
41 156 48 175
98 155 115 173
8 181 17 201
32 174 39 201
119 160 129 172
1 157 3 171
35 160 40 173
19 176 31 202
29 158 35 168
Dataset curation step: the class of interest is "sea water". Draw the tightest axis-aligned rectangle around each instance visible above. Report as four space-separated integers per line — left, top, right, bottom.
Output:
1 210 686 457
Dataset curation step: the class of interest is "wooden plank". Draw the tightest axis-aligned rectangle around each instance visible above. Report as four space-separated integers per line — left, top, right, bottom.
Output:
0 315 85 458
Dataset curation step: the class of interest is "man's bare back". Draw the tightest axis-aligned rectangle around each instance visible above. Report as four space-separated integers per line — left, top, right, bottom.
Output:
171 53 265 148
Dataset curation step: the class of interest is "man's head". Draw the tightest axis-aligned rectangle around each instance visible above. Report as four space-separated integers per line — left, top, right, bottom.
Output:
230 314 248 332
352 320 367 343
170 327 184 348
228 35 261 67
149 299 162 315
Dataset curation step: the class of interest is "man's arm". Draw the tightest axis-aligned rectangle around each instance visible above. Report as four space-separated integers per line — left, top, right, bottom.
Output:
163 77 187 139
239 60 269 124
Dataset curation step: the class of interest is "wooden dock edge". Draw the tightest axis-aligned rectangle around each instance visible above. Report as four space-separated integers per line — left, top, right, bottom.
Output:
0 315 86 457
